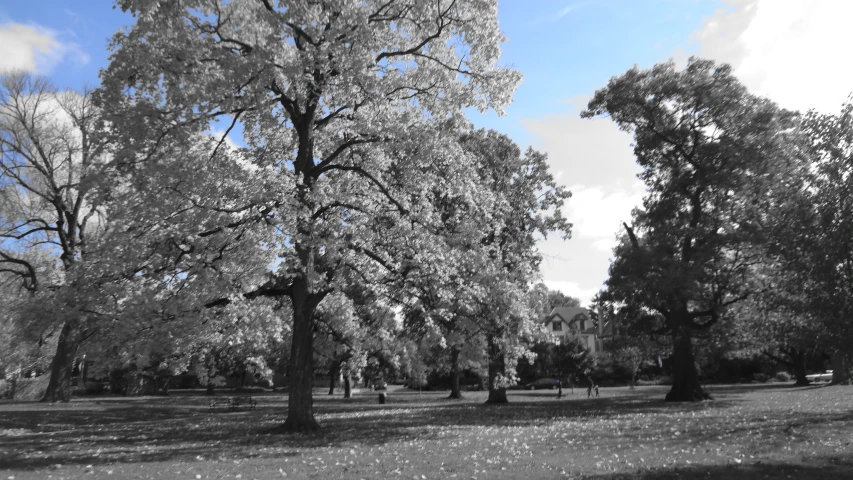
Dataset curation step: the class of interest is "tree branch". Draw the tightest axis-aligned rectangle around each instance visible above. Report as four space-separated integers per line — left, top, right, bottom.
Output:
318 164 408 215
623 222 640 249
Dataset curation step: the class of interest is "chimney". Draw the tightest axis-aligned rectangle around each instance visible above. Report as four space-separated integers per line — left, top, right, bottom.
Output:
597 304 603 337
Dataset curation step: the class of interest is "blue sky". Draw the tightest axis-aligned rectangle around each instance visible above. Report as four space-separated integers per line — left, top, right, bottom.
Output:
468 0 722 142
3 0 852 304
0 1 722 122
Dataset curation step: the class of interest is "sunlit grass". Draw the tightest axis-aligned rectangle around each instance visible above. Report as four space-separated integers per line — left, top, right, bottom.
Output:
1 383 851 479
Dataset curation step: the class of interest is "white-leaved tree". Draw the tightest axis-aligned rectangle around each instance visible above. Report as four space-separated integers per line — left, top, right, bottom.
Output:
398 128 571 402
459 130 571 403
0 72 109 401
98 0 521 431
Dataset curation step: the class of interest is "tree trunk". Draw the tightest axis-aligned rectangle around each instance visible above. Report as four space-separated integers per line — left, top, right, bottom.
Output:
448 347 463 399
328 362 339 395
81 358 88 386
41 321 78 403
793 350 810 386
486 336 508 404
282 275 323 432
831 354 850 385
665 322 707 402
279 129 329 432
343 374 352 399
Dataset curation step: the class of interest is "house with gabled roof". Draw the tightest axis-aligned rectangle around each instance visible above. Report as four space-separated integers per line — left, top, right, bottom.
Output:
543 306 617 353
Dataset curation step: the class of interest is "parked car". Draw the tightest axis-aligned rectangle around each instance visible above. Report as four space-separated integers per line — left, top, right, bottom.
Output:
805 370 833 382
525 378 559 390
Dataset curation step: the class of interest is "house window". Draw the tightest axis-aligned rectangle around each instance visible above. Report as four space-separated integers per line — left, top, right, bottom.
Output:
552 321 562 332
575 313 587 330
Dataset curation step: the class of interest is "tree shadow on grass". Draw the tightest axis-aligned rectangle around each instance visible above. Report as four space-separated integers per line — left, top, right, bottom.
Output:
703 382 830 395
588 455 853 479
1 388 850 472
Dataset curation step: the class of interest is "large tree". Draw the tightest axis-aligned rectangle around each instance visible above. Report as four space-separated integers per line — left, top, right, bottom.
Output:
583 58 799 401
100 0 520 431
773 99 853 384
397 131 496 400
459 130 571 404
0 73 109 401
394 128 570 401
533 284 581 312
314 279 404 397
727 266 824 386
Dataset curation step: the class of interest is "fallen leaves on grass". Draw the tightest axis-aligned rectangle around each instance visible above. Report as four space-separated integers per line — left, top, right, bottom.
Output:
0 385 851 479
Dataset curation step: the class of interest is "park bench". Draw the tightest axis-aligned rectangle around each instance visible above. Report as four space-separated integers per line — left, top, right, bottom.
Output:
208 396 257 412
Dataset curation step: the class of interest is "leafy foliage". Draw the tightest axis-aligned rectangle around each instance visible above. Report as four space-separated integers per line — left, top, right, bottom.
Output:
770 98 853 382
606 335 657 387
0 72 111 401
583 58 800 401
96 0 524 430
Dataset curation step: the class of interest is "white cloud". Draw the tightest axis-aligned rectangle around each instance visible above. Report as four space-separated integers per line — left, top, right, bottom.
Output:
208 128 256 172
554 4 582 21
209 129 241 151
565 184 644 251
0 23 89 73
694 0 853 114
521 103 641 191
534 183 642 305
529 2 588 25
528 0 853 306
524 100 645 307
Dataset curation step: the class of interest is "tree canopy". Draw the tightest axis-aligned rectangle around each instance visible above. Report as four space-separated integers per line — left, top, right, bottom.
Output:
97 0 523 431
583 58 800 401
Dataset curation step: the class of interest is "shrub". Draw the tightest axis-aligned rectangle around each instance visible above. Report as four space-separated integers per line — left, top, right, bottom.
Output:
85 382 107 395
588 354 619 384
775 371 792 382
753 373 770 383
233 386 265 394
109 368 129 394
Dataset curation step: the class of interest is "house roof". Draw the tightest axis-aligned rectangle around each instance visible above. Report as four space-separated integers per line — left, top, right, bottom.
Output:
545 306 602 335
545 307 590 325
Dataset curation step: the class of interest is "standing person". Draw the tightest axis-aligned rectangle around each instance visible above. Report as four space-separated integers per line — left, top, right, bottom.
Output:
594 384 600 398
587 381 593 398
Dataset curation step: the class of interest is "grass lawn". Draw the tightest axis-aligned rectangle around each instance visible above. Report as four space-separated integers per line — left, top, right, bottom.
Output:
1 383 851 479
